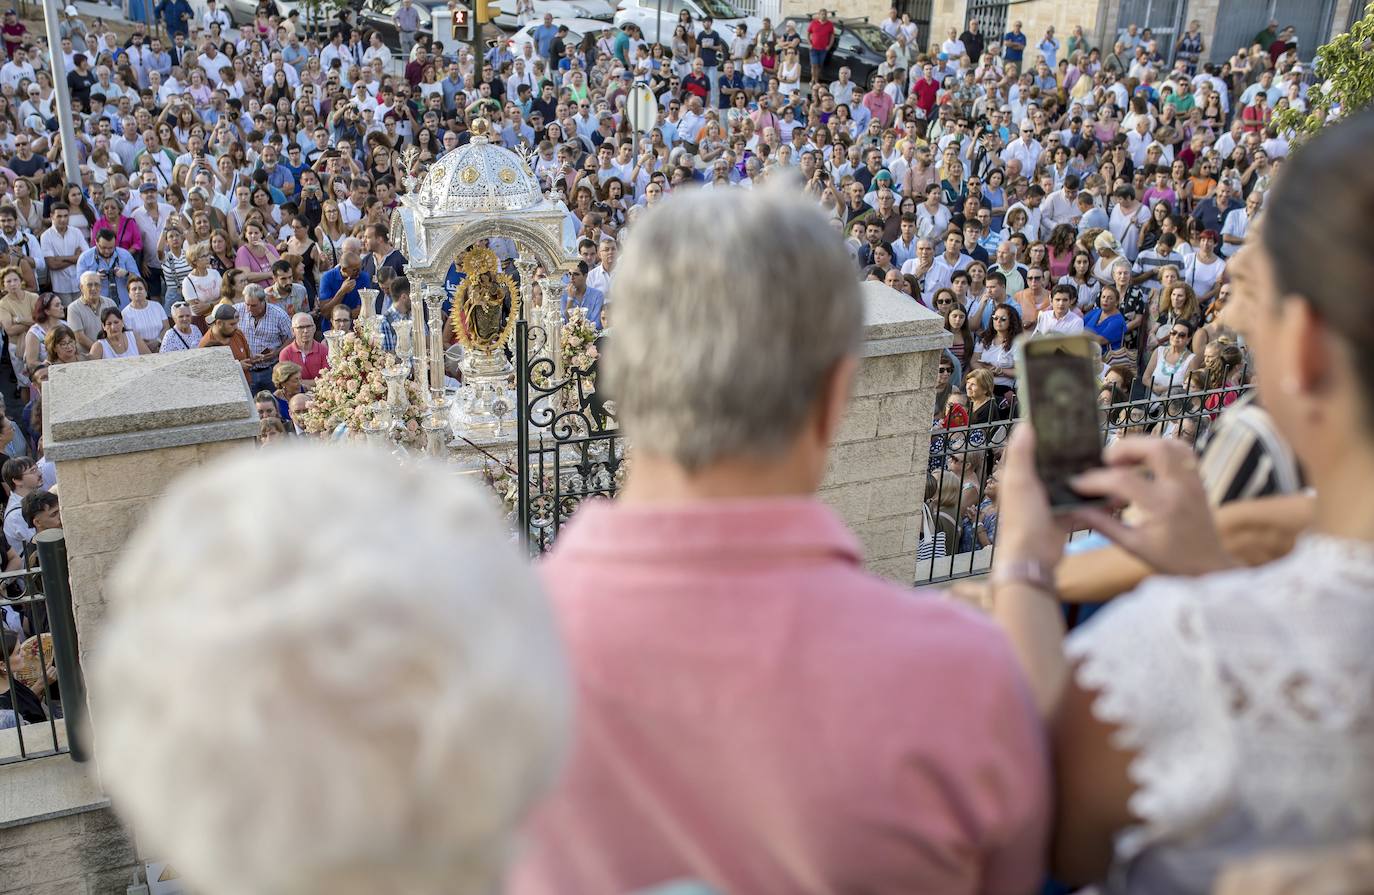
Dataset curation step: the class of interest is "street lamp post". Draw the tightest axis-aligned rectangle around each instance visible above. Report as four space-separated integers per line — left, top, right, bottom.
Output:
40 0 82 184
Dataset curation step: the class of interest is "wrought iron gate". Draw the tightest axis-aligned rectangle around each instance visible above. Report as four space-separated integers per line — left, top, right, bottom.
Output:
514 319 624 554
964 0 1008 44
898 0 932 50
1116 0 1186 63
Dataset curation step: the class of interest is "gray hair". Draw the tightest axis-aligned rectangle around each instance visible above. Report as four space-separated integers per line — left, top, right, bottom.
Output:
243 284 268 302
1111 258 1133 275
93 444 569 895
606 185 862 470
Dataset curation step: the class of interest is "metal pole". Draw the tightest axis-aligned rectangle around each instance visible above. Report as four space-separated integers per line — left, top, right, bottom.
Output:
655 0 663 46
40 0 82 184
34 529 90 763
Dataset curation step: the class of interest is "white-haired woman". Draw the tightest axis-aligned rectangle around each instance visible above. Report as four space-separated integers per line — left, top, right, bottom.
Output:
92 445 570 895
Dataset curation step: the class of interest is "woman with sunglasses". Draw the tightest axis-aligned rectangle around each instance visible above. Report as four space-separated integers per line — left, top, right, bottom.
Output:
1143 318 1199 398
974 301 1023 399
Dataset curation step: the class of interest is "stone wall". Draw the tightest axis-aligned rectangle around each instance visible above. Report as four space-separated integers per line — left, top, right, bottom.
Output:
0 349 263 894
0 754 139 895
0 805 140 895
43 350 261 669
818 282 949 581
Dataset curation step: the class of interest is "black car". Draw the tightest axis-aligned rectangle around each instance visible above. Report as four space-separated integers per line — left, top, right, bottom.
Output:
782 17 892 88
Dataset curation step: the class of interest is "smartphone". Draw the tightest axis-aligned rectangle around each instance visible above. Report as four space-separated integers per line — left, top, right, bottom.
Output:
1014 334 1104 508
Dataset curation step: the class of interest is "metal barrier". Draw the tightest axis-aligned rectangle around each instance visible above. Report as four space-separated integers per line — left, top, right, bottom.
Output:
918 378 1254 586
0 529 86 764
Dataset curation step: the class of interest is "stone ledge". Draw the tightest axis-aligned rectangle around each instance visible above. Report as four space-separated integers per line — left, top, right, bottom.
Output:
44 348 258 458
0 753 108 830
46 420 261 462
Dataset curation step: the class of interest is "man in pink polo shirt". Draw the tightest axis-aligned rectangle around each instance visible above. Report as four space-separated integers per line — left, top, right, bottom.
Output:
512 187 1050 895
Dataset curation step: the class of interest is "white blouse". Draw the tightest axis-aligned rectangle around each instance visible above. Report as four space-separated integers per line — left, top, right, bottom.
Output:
1065 535 1374 894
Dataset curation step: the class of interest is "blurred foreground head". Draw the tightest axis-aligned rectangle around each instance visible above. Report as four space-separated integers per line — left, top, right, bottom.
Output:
606 183 863 480
92 444 570 895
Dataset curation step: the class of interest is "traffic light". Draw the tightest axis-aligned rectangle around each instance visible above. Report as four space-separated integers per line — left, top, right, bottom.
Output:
476 0 490 25
452 0 475 41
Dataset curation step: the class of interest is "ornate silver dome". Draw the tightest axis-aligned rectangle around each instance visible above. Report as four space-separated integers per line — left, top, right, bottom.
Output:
418 120 543 214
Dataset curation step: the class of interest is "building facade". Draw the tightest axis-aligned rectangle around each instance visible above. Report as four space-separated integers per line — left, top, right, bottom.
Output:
773 0 1360 70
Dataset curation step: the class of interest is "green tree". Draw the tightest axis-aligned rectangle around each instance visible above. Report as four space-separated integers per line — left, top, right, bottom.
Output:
1274 2 1374 140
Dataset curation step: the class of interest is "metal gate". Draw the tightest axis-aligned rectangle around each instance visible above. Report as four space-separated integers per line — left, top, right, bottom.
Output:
514 319 624 554
1208 0 1339 62
964 0 1008 44
1116 0 1186 62
898 0 933 51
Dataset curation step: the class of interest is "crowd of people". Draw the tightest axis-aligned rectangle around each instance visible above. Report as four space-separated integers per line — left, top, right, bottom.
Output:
85 101 1374 895
0 0 1366 887
0 0 1309 449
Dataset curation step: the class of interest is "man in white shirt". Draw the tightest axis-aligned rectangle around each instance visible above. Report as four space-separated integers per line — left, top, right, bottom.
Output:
0 53 33 92
921 230 972 304
198 41 232 85
586 238 616 295
338 178 368 227
940 28 966 60
132 183 175 298
40 206 86 303
829 67 857 107
1040 175 1081 236
261 50 302 90
1000 123 1042 172
361 32 390 68
1126 116 1153 166
202 0 232 32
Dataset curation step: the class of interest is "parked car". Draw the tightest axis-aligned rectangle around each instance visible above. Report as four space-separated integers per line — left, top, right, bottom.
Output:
783 16 892 87
354 0 435 53
493 0 614 30
614 0 761 44
506 15 609 56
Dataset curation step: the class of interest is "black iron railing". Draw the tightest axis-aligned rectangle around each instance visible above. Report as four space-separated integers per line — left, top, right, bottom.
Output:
0 530 86 764
918 377 1254 585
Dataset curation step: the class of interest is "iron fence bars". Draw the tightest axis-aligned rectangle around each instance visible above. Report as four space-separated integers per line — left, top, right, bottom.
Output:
919 377 1255 586
515 319 623 555
35 529 87 763
0 560 66 764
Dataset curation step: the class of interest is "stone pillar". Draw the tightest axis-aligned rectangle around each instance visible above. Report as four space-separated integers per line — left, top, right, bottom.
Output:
43 348 261 669
818 282 950 582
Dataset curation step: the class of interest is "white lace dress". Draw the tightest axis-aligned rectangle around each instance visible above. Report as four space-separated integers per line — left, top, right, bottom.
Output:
1065 534 1374 894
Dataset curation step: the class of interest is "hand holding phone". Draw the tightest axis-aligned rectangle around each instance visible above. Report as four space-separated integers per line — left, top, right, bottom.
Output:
1014 333 1104 509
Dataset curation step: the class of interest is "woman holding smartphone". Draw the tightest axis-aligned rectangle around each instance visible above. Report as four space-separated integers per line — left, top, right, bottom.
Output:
989 109 1374 895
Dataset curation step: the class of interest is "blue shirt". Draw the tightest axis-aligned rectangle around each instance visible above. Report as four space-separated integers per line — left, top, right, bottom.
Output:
260 161 296 199
157 0 193 35
561 286 605 330
440 75 465 114
532 24 559 59
1085 307 1126 351
76 246 141 308
1002 29 1026 62
317 266 374 330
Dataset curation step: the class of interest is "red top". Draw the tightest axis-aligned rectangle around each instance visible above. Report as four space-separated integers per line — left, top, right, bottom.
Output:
807 18 835 52
912 76 940 113
682 72 710 100
279 338 329 382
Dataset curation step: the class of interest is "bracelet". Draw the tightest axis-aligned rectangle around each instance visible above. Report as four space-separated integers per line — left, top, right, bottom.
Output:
989 559 1057 594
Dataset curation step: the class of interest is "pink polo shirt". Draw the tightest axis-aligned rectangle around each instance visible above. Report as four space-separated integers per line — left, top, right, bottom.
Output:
512 497 1049 895
278 339 329 382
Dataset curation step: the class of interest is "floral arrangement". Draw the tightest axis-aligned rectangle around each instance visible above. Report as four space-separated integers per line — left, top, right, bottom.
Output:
298 323 428 443
533 306 600 396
